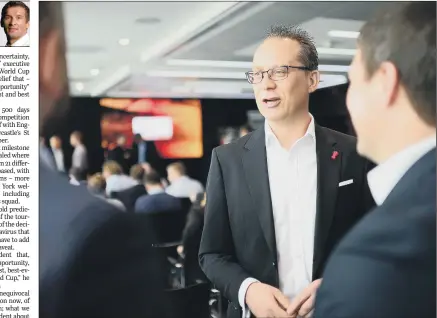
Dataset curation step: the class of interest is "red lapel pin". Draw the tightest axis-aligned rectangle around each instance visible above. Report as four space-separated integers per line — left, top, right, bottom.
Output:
331 150 339 160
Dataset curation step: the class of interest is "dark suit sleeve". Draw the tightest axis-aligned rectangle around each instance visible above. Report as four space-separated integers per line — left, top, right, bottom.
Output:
59 211 170 318
314 241 434 318
199 149 251 304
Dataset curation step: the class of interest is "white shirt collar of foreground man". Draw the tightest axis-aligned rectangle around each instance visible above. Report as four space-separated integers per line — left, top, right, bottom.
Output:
7 33 30 47
367 135 436 206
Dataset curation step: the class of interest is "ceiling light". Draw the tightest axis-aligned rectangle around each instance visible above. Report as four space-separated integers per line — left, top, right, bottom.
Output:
167 59 349 72
145 70 246 79
90 68 100 76
167 59 252 68
135 17 161 24
317 47 356 56
328 30 360 39
75 82 84 91
118 38 130 46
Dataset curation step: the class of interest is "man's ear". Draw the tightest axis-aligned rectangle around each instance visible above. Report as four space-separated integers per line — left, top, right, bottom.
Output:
308 71 320 93
39 29 65 101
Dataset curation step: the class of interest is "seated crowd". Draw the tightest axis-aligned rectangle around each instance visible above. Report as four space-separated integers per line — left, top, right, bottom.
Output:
69 159 208 287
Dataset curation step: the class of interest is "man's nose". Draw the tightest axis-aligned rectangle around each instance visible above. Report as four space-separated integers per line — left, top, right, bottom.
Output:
260 74 276 90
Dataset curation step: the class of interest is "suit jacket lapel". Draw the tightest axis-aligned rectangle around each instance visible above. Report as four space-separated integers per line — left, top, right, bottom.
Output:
313 125 342 278
241 128 278 262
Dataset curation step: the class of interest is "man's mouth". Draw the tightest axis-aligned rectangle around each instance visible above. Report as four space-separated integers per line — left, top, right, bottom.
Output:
262 97 281 108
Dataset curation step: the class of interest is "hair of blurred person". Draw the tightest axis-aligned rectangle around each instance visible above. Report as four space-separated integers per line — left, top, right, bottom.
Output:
1 1 29 46
87 173 126 211
134 133 143 143
166 161 186 184
69 130 83 147
39 1 69 132
116 134 126 147
248 25 319 148
102 160 123 179
130 164 145 183
347 2 436 164
239 124 252 137
49 135 62 149
87 173 106 196
144 170 163 192
141 162 152 174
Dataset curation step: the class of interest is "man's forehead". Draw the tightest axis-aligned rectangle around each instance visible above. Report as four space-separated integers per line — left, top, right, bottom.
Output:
253 38 300 66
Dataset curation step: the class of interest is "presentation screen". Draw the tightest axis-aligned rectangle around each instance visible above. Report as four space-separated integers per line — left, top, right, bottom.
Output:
100 98 203 159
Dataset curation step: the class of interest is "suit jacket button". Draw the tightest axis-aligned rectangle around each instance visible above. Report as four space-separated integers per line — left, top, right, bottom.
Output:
272 262 276 266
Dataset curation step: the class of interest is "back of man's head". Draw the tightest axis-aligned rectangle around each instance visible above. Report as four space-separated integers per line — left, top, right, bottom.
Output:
144 170 162 187
87 173 106 196
130 164 145 183
102 161 123 177
358 2 435 126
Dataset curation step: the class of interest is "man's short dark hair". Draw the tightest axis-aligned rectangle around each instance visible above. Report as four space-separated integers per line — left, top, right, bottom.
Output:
144 170 161 186
1 1 29 27
266 25 318 71
358 2 436 126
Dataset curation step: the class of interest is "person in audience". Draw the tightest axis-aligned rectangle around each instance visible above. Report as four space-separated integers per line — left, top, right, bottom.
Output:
87 173 126 211
239 124 252 138
111 164 147 212
102 160 138 196
135 170 182 214
199 24 375 318
314 3 436 318
107 134 130 173
40 136 56 171
131 133 147 165
165 162 204 198
49 135 66 173
1 1 29 47
39 3 169 318
70 130 88 176
68 167 87 186
178 192 208 285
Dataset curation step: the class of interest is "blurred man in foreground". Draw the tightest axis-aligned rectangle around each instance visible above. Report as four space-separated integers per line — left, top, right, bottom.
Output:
39 3 168 318
315 2 436 318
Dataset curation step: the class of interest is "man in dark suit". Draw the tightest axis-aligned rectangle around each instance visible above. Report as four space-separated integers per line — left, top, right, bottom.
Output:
199 25 374 318
39 3 169 318
314 3 436 318
107 134 130 173
111 164 147 212
135 170 182 214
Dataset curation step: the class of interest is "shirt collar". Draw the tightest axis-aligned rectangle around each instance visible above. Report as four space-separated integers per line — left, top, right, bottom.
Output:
148 188 164 195
264 113 316 147
367 135 436 206
7 33 30 47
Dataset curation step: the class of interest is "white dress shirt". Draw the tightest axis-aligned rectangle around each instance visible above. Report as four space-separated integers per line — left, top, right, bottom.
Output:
105 175 138 196
239 115 318 317
165 175 204 198
7 33 30 47
72 144 88 172
367 135 436 206
51 148 65 172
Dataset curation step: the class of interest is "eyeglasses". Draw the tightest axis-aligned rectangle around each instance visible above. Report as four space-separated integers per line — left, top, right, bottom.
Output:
245 65 312 84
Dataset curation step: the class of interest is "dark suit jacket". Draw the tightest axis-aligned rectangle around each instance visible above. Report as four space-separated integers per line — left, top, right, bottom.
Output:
199 124 375 318
182 205 207 285
111 184 147 213
314 149 436 318
135 192 182 214
107 146 129 173
40 160 170 318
